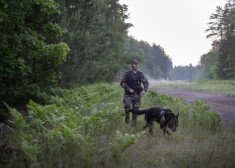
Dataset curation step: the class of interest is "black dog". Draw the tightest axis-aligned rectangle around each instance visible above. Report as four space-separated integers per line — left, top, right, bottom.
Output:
127 107 179 134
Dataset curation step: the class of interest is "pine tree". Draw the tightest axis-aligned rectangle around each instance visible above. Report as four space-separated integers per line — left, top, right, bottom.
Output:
206 0 235 79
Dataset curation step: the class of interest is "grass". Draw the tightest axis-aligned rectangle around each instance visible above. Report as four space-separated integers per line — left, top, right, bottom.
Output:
153 80 235 96
125 127 235 168
0 83 234 168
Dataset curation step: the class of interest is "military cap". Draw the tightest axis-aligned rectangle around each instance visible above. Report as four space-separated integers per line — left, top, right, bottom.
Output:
130 59 139 64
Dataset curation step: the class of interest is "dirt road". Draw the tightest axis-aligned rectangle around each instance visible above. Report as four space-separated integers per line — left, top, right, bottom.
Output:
156 88 235 130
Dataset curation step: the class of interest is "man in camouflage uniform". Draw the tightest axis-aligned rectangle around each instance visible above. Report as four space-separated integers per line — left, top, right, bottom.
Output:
120 59 149 126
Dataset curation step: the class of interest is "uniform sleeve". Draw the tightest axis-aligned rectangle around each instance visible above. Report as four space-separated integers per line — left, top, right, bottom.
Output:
120 72 131 91
140 72 149 92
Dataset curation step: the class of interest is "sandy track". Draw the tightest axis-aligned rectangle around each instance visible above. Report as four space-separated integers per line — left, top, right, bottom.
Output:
156 88 235 131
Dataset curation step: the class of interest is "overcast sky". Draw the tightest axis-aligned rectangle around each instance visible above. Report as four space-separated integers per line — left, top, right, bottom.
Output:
119 0 228 67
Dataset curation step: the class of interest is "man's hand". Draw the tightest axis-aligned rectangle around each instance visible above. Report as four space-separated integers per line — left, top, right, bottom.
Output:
140 90 146 96
129 88 135 93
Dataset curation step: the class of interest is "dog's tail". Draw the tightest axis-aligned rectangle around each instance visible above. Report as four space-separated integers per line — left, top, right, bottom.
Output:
126 109 146 115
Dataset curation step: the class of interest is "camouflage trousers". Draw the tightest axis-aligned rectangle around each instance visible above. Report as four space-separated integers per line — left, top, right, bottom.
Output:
123 94 141 126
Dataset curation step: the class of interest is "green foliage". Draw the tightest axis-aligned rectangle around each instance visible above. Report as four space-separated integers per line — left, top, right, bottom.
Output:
55 0 131 85
190 100 221 131
54 0 173 84
0 84 125 167
0 0 69 105
0 0 173 109
0 0 7 22
198 49 218 80
206 1 235 79
0 83 225 167
109 131 143 163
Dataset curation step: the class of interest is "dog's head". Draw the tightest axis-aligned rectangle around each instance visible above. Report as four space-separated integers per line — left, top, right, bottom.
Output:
168 113 179 132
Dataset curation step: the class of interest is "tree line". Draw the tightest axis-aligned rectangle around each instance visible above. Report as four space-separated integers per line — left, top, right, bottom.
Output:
200 0 235 80
171 0 235 81
0 0 172 106
171 64 199 81
119 37 172 79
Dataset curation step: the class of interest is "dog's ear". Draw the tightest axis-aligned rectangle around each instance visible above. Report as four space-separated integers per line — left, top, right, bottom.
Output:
177 113 179 117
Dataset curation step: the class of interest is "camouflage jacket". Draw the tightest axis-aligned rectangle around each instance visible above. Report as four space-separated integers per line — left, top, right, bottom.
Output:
120 71 149 94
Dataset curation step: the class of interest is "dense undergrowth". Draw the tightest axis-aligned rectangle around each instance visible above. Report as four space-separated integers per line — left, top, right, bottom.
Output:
0 83 234 168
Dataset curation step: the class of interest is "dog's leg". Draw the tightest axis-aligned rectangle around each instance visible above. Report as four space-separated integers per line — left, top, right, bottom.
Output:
143 114 147 129
166 130 171 135
162 126 166 134
162 126 168 134
162 127 171 135
164 128 171 135
143 119 151 130
143 124 148 130
143 124 147 129
160 121 168 129
143 123 150 130
149 120 154 134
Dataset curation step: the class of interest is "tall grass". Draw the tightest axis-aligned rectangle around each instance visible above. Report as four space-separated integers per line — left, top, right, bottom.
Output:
0 83 234 168
195 80 235 96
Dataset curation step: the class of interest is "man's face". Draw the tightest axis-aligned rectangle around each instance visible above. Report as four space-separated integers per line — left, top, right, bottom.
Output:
131 62 139 71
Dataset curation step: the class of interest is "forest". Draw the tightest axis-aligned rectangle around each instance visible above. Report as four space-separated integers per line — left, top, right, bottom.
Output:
0 0 235 167
0 0 172 107
172 0 235 81
1 0 235 106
